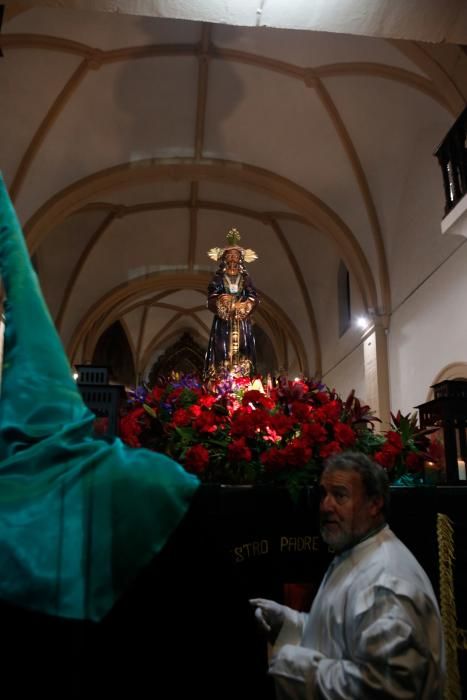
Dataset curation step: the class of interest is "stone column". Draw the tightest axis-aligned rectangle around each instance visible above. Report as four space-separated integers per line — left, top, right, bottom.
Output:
363 320 390 430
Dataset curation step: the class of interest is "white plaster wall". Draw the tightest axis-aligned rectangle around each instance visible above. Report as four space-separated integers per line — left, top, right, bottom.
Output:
389 226 467 415
322 342 366 405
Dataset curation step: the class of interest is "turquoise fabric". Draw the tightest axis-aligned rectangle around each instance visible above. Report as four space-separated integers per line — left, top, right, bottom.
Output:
0 175 199 620
392 473 424 487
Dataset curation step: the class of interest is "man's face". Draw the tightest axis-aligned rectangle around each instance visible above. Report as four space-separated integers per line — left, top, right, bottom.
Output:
319 469 382 552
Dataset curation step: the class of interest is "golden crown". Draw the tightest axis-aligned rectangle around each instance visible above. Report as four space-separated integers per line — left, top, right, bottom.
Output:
207 228 258 263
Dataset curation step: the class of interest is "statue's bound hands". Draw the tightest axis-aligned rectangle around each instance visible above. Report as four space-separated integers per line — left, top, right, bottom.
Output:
216 294 234 320
249 598 285 643
234 300 253 319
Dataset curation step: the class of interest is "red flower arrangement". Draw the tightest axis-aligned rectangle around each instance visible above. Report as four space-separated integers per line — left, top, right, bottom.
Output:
119 374 441 491
373 410 442 483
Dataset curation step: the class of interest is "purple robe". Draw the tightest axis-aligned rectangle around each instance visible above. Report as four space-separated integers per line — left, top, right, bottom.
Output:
204 271 258 378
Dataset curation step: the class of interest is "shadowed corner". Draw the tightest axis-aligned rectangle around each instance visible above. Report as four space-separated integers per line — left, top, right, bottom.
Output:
0 5 4 58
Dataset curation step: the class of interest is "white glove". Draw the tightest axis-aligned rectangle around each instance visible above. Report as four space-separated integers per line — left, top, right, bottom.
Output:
249 598 286 642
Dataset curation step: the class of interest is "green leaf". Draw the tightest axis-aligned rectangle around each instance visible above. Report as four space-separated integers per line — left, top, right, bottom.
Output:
143 403 157 418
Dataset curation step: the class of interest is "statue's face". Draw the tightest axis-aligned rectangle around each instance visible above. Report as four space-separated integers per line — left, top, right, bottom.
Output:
224 249 241 273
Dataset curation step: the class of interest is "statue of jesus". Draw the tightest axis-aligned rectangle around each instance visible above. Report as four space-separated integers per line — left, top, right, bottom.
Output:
204 229 259 379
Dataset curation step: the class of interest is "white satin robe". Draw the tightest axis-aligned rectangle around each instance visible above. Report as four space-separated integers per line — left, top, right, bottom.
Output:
269 526 445 699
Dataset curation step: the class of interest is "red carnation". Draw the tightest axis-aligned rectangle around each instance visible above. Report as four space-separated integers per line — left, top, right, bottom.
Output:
314 391 330 404
172 408 192 427
228 437 252 463
193 410 220 433
188 404 202 418
283 438 312 467
120 407 146 448
374 447 397 469
242 390 275 410
184 444 209 474
334 422 356 447
315 400 341 423
149 386 165 401
260 448 288 472
198 395 217 408
319 441 341 459
291 401 312 421
268 413 295 436
302 422 327 444
386 431 403 451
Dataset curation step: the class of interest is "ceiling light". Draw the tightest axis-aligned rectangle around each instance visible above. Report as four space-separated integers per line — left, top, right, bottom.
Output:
356 316 369 330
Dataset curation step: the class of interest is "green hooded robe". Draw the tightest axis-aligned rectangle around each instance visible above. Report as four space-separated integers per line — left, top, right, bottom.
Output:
0 174 199 621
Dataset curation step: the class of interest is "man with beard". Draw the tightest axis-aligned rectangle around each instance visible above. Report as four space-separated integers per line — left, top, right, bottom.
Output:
250 452 445 699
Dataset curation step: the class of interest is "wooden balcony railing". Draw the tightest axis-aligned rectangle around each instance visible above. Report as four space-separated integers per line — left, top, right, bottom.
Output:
435 106 467 216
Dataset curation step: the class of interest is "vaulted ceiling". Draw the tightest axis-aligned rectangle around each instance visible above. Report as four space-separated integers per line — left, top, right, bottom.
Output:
2 2 466 383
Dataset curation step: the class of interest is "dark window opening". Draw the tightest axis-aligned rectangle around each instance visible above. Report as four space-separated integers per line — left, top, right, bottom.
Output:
338 261 351 337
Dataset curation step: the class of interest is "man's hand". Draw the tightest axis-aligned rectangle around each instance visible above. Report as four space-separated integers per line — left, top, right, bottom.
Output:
249 598 285 642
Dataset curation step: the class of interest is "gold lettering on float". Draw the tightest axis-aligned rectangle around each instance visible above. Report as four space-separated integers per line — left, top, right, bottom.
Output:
280 535 321 553
232 539 269 562
232 535 322 562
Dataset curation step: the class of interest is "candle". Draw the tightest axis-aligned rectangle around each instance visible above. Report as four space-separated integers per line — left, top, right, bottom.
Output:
424 461 440 485
457 459 466 481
